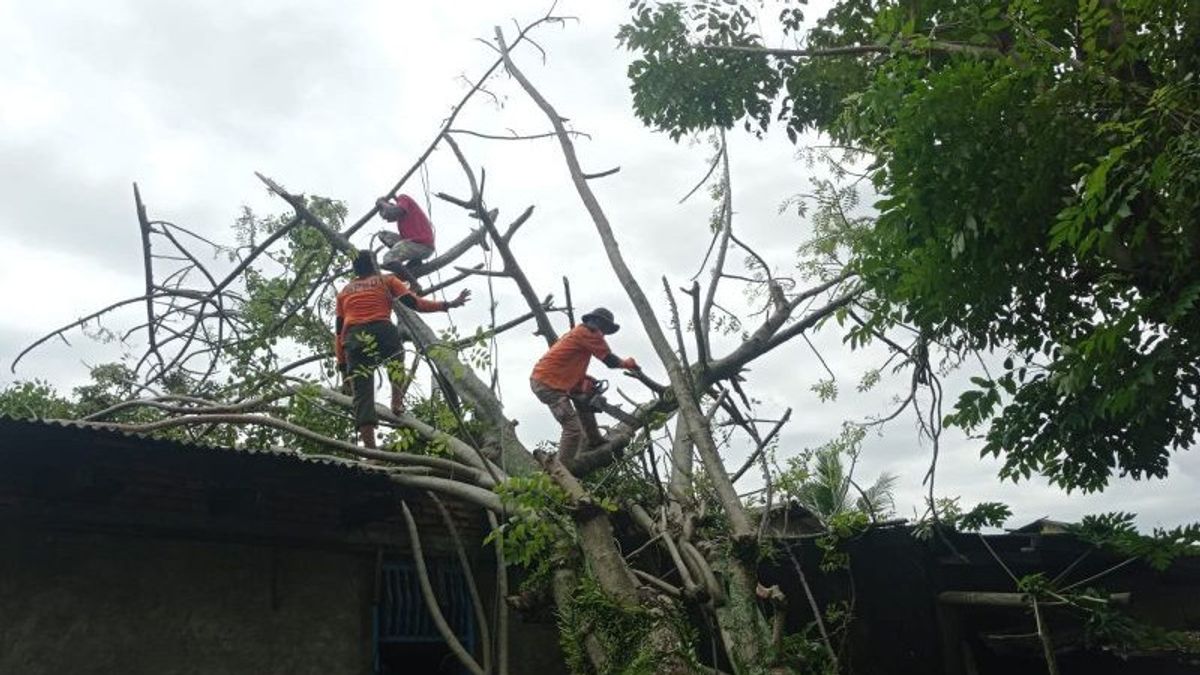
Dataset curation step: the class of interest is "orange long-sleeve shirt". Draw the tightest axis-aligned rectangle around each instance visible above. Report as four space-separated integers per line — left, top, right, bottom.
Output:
334 274 445 363
530 324 613 392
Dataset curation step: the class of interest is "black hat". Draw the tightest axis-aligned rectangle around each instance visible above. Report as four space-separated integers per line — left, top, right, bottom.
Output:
581 307 619 334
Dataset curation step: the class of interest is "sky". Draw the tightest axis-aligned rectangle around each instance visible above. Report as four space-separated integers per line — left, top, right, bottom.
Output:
0 1 1194 529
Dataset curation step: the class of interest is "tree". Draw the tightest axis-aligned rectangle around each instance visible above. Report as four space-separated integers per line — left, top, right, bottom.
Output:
11 11 867 674
777 424 897 525
619 0 1200 493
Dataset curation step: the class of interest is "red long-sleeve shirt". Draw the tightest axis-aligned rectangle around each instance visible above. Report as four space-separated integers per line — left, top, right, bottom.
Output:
393 195 434 246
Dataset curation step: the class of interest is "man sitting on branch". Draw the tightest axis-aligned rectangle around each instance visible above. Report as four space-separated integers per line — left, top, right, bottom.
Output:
335 249 470 449
529 308 640 463
376 194 436 290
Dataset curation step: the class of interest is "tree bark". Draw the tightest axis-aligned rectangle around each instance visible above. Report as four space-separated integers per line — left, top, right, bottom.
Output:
494 27 754 542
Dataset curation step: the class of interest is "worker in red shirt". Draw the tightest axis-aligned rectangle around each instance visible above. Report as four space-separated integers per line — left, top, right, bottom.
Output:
529 308 640 462
376 194 435 290
336 250 470 449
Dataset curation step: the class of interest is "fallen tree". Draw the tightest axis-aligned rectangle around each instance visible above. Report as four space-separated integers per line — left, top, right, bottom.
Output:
8 12 909 675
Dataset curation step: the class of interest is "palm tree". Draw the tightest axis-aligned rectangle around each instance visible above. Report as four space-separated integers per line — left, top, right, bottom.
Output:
782 425 897 526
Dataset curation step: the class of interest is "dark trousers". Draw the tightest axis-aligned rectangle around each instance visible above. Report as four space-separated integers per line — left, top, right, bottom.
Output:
345 321 403 427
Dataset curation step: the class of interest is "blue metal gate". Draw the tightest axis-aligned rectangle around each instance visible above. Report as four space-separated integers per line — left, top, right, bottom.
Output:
374 560 476 673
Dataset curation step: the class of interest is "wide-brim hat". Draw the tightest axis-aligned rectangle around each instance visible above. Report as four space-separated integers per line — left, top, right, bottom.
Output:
581 307 619 334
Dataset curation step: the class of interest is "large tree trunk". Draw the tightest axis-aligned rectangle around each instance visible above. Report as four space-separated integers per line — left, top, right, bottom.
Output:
493 28 800 674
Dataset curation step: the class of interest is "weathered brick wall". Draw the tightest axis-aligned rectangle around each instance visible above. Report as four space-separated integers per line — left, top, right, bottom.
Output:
0 418 536 674
0 526 376 675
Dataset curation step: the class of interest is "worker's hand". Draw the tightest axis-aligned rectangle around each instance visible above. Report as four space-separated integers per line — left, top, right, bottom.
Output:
377 199 406 221
448 289 471 309
620 357 640 371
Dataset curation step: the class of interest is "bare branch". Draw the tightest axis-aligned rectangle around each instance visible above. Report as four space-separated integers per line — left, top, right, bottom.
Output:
683 281 709 373
628 503 701 596
487 511 510 675
133 183 165 374
13 294 176 373
582 166 620 180
431 493 493 673
454 265 510 278
81 392 290 421
400 502 487 675
700 131 733 345
450 308 547 350
562 276 576 328
700 40 1003 60
787 543 840 669
447 127 592 142
632 569 683 598
679 147 723 205
409 228 489 278
57 413 496 488
668 415 693 507
440 134 559 345
497 25 754 541
729 232 775 286
342 8 569 240
710 285 858 379
313 385 503 480
730 408 792 483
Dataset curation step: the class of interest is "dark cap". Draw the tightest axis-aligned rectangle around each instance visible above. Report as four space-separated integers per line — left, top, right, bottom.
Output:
581 307 619 334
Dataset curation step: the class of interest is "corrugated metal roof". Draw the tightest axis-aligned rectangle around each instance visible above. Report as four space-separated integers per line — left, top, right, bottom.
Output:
0 414 395 477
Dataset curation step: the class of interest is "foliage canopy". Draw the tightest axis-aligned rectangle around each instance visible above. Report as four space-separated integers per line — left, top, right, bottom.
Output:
621 0 1200 491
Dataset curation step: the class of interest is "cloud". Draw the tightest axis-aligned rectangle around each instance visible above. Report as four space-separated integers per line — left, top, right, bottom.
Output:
0 0 1191 529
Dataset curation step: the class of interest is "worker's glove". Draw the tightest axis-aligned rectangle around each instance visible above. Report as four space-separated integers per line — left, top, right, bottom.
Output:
620 357 640 371
447 289 471 309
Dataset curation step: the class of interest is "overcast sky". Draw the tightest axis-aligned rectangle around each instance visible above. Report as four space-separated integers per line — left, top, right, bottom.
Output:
1 1 1194 529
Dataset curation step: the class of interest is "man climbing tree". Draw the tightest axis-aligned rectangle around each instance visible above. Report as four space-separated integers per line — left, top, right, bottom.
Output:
336 249 470 449
376 193 436 290
529 307 639 465
6 14 873 673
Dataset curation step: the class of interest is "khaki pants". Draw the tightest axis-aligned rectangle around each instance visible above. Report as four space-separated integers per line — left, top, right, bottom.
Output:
531 378 604 462
380 232 435 266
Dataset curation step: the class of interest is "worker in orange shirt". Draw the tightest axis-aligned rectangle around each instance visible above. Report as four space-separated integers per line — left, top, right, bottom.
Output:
529 308 640 462
336 250 470 449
